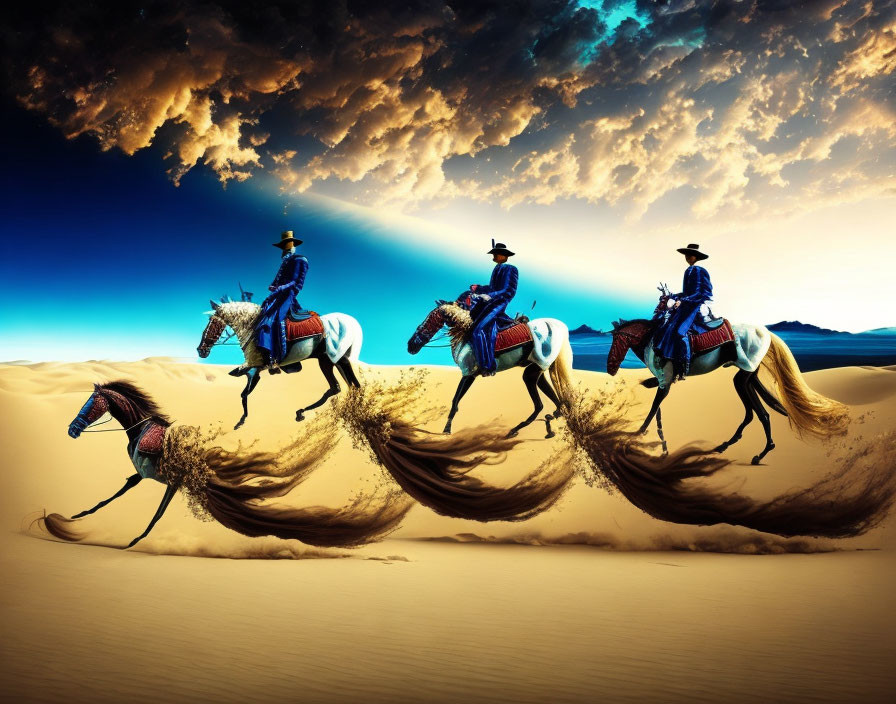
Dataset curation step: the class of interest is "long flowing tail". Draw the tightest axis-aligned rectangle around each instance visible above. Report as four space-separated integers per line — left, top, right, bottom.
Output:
159 417 412 547
760 333 850 439
334 373 576 522
549 339 574 407
565 389 896 538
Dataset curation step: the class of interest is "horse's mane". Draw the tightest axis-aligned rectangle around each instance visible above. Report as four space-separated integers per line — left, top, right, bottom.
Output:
212 301 265 368
217 301 261 329
612 318 651 333
439 302 473 347
97 380 172 425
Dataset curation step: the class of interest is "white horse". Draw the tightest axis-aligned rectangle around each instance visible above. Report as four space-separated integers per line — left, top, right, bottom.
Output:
197 300 362 429
408 297 573 437
607 291 849 464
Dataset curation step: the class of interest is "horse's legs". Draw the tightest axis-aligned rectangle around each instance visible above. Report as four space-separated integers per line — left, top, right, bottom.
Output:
71 473 142 519
335 354 361 388
752 375 788 416
536 373 563 416
639 385 670 435
535 373 561 438
234 367 261 430
713 370 754 453
655 407 668 455
507 364 545 438
126 484 177 549
296 355 341 422
746 375 775 465
444 375 476 434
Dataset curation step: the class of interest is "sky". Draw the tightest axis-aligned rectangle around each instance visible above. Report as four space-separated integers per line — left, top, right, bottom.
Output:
1 0 894 363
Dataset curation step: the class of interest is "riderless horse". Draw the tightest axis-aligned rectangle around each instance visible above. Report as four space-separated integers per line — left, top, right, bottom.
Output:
65 381 178 547
59 380 413 548
408 291 573 437
197 300 362 429
607 285 849 463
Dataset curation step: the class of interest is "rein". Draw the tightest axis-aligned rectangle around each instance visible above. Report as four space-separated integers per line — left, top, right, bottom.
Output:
422 333 454 348
82 417 154 433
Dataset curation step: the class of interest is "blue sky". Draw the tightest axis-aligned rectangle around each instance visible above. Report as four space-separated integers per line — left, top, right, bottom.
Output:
0 104 640 364
2 1 893 349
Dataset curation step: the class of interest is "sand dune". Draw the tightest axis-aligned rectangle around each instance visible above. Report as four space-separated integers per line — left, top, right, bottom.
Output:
1 359 894 702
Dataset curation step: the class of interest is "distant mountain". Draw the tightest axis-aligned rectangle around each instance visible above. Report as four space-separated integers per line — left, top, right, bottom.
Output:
569 324 607 336
766 321 846 336
861 327 896 336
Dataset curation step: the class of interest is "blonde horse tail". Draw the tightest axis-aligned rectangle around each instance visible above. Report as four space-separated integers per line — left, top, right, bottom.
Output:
760 333 849 439
549 339 575 408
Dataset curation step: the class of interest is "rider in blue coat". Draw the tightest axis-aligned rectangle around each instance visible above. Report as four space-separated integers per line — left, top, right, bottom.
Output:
255 231 309 369
655 243 713 381
469 242 519 376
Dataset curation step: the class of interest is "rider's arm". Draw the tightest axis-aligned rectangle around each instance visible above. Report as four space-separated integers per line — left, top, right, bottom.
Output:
676 267 712 303
487 265 518 303
270 256 308 294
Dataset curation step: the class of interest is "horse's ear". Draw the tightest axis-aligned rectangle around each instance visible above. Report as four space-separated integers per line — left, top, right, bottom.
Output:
209 299 220 310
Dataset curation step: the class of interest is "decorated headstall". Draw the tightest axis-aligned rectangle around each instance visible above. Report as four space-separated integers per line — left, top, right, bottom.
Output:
68 384 115 437
408 305 448 353
607 320 652 376
197 315 227 358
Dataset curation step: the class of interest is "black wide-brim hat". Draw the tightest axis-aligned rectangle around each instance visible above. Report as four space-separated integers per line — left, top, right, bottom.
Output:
273 230 303 248
488 242 515 257
677 243 708 261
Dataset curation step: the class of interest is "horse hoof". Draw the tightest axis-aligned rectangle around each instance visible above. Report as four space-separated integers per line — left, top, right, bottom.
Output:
234 421 244 430
442 429 452 435
751 456 761 465
712 444 726 453
296 411 305 422
506 430 519 439
545 431 555 439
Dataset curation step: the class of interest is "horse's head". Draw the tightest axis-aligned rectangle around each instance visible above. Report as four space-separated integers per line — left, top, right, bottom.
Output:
197 300 261 357
68 384 110 438
68 381 169 438
607 319 652 376
198 300 228 358
408 304 447 354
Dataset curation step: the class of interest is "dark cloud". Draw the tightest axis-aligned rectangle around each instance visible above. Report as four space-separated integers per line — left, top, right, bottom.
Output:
3 0 894 217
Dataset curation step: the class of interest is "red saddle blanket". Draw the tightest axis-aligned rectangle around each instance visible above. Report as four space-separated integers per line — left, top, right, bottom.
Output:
690 319 735 354
137 422 166 454
495 322 533 352
286 313 324 341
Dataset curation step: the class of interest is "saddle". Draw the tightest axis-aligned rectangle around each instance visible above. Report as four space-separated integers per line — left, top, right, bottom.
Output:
689 318 735 354
136 422 166 455
495 321 533 352
285 312 323 341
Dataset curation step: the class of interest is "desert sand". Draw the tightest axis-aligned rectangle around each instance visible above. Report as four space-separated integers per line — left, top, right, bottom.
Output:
1 359 894 703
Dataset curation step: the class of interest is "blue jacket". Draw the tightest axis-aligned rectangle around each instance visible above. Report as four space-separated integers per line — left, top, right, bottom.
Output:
269 252 308 298
475 263 518 307
255 252 309 361
676 265 712 305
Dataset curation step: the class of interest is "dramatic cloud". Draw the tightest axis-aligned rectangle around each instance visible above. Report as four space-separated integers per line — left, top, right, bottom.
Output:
4 0 895 220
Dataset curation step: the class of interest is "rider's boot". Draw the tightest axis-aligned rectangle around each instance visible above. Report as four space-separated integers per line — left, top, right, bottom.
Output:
674 359 687 382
